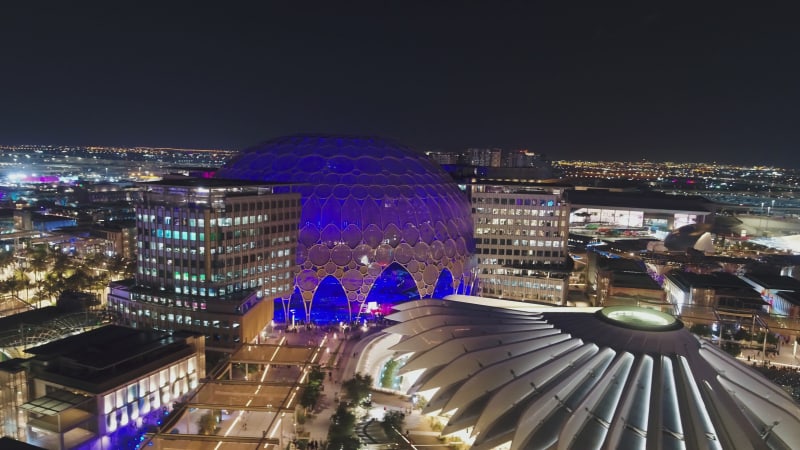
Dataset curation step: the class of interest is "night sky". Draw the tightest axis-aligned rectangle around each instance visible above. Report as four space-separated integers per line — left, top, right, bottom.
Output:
2 3 799 168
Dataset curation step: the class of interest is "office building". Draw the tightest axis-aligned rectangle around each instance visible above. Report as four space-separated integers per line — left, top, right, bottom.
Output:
471 184 570 304
107 177 300 348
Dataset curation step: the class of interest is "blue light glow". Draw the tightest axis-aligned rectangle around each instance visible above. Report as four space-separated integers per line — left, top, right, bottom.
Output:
216 135 475 323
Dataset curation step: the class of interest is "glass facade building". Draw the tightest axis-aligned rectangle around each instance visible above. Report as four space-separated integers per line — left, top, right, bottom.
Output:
214 135 475 323
108 178 300 347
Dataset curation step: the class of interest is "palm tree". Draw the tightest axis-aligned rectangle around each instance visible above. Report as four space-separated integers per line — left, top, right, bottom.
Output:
32 286 50 309
0 279 13 300
41 272 65 306
64 267 93 293
0 250 15 272
29 245 51 285
11 268 32 303
51 248 71 281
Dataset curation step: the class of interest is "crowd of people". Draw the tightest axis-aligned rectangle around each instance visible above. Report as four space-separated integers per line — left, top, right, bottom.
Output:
752 363 800 401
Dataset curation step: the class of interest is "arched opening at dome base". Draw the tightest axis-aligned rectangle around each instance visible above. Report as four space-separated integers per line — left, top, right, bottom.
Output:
309 275 352 324
455 275 472 295
273 288 307 324
364 262 420 316
433 268 454 298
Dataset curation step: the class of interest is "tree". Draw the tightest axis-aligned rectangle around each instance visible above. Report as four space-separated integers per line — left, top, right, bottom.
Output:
197 411 218 435
41 272 65 305
342 373 373 405
107 254 133 279
328 403 359 450
381 410 406 435
300 367 325 410
50 249 72 283
32 286 50 309
11 268 31 301
380 359 400 389
28 245 51 285
0 279 13 299
0 250 15 272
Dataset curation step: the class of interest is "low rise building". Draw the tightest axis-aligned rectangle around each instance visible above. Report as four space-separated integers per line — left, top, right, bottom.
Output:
0 325 204 450
741 273 800 315
663 271 766 315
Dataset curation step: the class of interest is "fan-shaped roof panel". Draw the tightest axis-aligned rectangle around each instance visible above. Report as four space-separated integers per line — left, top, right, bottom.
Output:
388 297 800 450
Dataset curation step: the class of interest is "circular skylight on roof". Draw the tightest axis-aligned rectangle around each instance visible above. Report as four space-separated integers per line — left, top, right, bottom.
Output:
597 306 681 331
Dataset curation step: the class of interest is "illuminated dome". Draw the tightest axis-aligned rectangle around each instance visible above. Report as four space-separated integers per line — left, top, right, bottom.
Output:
215 135 475 323
386 298 800 450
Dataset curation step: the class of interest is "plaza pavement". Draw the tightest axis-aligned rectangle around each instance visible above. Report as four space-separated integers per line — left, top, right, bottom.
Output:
277 325 446 449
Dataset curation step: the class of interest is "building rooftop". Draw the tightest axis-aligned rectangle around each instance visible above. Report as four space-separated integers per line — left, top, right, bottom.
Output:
567 189 714 213
665 270 755 291
776 290 800 307
744 273 800 291
26 325 200 394
0 358 26 373
596 254 647 272
0 437 47 450
610 271 662 290
0 306 65 329
144 175 279 188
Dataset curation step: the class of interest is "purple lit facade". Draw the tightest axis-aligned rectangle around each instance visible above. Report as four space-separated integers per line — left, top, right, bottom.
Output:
215 135 475 323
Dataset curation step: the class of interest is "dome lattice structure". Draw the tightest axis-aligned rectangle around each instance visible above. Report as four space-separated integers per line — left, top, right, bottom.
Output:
386 298 800 450
215 135 475 322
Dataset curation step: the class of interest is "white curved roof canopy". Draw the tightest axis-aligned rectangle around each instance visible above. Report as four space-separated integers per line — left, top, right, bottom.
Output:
386 298 800 450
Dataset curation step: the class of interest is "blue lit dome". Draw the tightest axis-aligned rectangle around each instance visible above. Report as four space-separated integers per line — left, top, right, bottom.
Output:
215 135 475 323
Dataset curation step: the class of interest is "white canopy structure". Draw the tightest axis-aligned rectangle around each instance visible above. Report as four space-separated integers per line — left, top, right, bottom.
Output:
385 297 800 450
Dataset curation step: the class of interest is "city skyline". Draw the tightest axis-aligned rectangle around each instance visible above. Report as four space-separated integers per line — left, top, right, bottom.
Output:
2 4 800 168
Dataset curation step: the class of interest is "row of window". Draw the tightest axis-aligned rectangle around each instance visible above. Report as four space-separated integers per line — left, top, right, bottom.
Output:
479 286 562 303
139 255 292 270
478 251 564 261
476 240 563 249
103 357 197 414
475 218 567 228
225 199 299 212
475 234 563 243
473 207 563 217
472 196 562 207
139 240 290 255
482 278 564 289
141 224 295 241
138 213 289 227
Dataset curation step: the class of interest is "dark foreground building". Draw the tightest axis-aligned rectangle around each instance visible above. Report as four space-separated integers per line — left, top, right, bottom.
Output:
0 325 205 450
